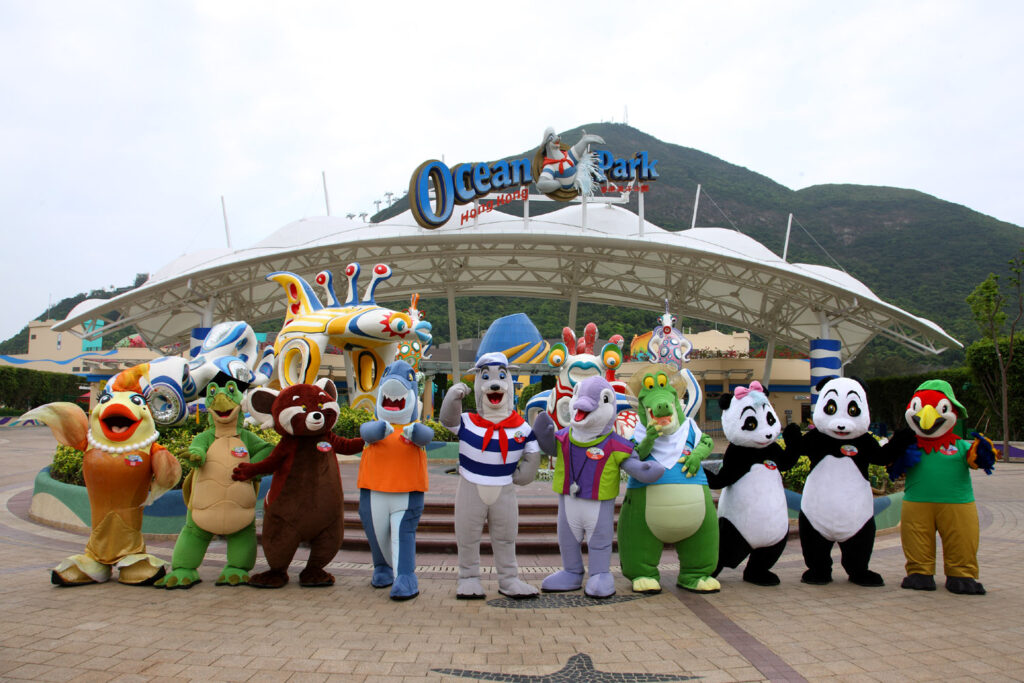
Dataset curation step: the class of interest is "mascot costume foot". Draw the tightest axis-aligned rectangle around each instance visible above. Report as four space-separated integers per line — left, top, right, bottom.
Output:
889 379 995 595
357 360 434 600
440 352 546 600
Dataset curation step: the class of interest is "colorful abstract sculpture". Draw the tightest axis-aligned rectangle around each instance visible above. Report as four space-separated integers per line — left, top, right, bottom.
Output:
23 365 182 585
890 379 995 595
267 263 432 413
358 360 434 600
156 380 275 588
536 376 664 598
144 321 275 426
524 323 636 437
648 301 692 370
618 363 719 594
394 294 432 372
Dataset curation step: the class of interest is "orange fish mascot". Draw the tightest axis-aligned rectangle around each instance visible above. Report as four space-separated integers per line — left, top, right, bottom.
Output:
24 365 182 586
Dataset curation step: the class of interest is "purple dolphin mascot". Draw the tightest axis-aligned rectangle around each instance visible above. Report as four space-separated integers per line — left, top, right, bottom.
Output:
536 376 665 598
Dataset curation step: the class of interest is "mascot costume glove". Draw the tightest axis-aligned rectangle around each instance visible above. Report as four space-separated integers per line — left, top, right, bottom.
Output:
232 378 363 588
440 352 542 600
157 380 274 589
618 364 721 595
542 376 664 598
22 365 182 586
705 381 800 586
897 379 991 595
357 360 433 600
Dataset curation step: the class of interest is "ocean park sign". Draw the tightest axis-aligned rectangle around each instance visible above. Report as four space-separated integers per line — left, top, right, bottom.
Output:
408 127 659 229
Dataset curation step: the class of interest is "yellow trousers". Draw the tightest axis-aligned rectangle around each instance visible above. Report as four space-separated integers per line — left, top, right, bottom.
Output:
900 500 979 578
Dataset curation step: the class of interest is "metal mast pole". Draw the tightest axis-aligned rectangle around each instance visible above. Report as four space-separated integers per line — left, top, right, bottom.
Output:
690 184 701 229
322 171 331 216
220 196 232 248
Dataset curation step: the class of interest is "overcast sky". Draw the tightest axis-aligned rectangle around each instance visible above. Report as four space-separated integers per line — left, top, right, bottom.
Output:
1 0 1021 344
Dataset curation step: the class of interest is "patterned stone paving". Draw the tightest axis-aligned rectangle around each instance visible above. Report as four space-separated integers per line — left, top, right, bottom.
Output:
4 426 1024 682
432 652 697 681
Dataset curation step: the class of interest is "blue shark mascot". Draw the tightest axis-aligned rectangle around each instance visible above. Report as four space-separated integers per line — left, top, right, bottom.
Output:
358 360 434 600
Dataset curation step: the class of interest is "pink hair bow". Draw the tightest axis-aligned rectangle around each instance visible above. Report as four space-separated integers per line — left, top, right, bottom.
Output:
734 381 764 399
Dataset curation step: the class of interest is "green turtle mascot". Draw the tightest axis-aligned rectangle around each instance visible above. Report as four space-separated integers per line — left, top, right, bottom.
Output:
618 364 720 594
157 380 275 588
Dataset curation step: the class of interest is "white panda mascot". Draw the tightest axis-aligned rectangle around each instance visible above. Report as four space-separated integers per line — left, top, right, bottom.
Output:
791 376 914 586
705 381 801 585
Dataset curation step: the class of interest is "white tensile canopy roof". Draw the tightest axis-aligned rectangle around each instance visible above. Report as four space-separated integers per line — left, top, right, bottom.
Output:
53 203 960 362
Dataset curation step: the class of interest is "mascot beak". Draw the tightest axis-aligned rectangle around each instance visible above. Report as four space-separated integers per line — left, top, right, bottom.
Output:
913 404 943 433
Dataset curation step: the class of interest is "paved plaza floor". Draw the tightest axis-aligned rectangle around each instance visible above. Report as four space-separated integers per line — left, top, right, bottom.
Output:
2 426 1023 682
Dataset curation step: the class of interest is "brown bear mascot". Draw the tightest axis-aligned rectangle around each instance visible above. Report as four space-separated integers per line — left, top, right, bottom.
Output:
232 378 363 587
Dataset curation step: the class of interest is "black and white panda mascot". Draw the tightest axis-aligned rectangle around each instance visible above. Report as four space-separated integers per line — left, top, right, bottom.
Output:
793 376 914 586
705 381 802 586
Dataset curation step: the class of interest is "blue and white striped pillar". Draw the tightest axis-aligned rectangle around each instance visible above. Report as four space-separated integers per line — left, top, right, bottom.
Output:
809 338 841 405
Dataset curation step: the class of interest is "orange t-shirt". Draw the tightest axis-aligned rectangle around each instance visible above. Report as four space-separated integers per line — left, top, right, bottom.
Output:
356 429 429 493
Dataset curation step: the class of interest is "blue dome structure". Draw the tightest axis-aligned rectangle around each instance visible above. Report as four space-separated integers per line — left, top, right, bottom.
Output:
478 313 550 364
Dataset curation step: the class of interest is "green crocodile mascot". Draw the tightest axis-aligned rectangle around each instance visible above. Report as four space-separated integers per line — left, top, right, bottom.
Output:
157 380 275 588
618 364 720 594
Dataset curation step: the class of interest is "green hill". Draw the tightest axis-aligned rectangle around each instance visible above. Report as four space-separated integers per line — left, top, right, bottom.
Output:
0 274 148 355
380 122 1024 371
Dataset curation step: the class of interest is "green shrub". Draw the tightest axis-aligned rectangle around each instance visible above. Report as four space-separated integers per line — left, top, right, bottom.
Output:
782 455 811 493
0 366 85 412
47 422 283 489
333 405 375 438
50 445 86 486
424 418 457 442
780 455 903 495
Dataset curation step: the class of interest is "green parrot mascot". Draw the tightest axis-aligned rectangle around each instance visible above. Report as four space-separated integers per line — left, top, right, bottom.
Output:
889 379 995 595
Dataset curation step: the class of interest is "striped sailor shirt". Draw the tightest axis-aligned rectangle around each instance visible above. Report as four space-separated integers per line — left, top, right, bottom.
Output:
457 412 539 486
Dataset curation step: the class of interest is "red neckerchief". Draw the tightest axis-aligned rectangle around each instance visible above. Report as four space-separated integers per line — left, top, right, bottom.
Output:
916 429 959 453
468 412 525 463
543 151 573 174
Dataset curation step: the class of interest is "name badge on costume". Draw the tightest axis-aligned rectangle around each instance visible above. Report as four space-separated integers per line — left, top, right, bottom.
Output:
125 454 143 466
939 445 957 455
763 460 778 470
513 431 526 444
586 446 605 460
231 446 249 459
840 445 858 457
317 441 333 453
